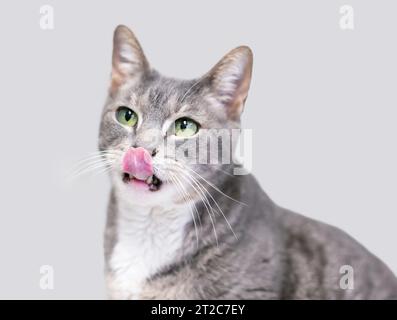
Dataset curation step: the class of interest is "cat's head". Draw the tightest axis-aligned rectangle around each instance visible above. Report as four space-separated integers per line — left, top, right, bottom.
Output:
99 25 253 207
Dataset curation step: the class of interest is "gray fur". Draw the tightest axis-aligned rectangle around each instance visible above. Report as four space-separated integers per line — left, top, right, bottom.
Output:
99 25 397 299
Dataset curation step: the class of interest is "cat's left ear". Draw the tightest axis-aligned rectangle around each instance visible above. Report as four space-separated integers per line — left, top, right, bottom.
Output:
111 25 149 94
206 46 253 119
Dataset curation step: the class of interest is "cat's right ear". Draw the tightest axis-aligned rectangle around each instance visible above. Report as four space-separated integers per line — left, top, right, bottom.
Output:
111 25 149 94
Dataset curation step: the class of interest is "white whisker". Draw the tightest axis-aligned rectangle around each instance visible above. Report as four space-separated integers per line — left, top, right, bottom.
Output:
68 159 116 180
180 79 202 103
176 171 219 246
178 169 238 240
185 166 247 206
67 149 122 180
166 171 200 248
155 158 238 240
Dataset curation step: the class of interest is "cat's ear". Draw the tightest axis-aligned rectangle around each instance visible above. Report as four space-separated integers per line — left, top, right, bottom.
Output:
205 46 253 119
111 25 149 93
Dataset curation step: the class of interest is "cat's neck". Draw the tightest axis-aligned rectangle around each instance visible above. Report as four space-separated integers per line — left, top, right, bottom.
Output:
107 195 192 299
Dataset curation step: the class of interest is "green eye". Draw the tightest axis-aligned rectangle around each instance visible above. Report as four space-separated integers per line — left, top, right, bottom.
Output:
174 118 199 137
116 107 138 127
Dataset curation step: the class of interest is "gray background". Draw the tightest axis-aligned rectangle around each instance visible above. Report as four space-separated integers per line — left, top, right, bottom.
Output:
0 0 396 299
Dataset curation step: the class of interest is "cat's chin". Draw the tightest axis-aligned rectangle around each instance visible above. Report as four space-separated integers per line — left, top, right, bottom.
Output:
114 172 180 208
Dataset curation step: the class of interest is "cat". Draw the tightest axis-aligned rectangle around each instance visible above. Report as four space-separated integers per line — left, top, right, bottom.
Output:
98 25 397 299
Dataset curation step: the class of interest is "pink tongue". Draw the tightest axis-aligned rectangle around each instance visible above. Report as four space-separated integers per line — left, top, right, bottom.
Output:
122 147 153 181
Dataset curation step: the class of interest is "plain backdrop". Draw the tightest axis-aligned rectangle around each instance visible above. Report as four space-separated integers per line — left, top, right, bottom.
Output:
0 0 396 299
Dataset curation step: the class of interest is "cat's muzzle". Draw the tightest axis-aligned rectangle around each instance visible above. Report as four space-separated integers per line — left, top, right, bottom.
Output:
122 172 162 191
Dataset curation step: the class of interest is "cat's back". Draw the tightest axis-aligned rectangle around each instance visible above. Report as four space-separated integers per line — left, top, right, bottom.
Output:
238 174 397 299
272 204 397 299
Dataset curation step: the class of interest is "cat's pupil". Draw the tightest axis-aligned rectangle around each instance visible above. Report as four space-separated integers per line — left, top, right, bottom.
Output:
180 120 187 130
124 110 132 122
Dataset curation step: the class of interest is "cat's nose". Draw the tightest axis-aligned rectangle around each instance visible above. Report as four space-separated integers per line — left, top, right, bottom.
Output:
122 147 153 180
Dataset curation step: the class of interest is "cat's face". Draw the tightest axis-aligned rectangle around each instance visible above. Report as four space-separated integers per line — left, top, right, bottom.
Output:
99 25 253 207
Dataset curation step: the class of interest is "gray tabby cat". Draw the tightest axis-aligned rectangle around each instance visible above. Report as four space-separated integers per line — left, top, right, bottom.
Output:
98 25 397 299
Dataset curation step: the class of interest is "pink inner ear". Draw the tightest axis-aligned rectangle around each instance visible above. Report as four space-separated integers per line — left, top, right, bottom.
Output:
122 147 153 180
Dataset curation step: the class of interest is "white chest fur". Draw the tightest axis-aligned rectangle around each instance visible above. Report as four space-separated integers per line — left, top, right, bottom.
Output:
107 200 191 299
